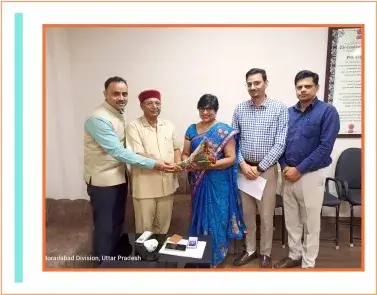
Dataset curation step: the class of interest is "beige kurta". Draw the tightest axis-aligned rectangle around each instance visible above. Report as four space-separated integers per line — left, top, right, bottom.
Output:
125 116 180 233
125 116 180 199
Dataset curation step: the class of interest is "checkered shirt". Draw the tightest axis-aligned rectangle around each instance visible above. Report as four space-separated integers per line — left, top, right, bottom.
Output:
231 98 289 171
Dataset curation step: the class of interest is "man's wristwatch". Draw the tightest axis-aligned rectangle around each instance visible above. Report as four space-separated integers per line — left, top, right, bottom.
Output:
257 165 265 173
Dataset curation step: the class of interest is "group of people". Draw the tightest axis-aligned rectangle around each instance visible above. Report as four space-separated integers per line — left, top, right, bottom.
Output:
83 68 340 269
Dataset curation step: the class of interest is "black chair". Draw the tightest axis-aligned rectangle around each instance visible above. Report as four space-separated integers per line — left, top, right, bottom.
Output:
322 177 343 249
274 194 286 248
334 148 362 247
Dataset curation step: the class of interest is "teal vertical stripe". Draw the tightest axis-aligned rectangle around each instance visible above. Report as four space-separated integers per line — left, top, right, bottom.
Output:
14 12 23 283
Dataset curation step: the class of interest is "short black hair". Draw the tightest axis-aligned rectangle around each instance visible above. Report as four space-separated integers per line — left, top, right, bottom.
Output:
197 94 219 112
245 68 267 82
294 70 319 85
104 76 127 90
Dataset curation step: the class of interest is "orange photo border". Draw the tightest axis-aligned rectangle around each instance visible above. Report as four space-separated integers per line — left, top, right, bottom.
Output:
0 0 375 293
41 23 365 273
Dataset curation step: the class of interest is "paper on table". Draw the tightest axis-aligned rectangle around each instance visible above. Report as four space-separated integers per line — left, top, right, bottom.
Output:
237 173 267 201
158 238 207 259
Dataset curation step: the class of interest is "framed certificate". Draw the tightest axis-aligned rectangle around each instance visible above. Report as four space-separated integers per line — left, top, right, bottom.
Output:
324 27 363 138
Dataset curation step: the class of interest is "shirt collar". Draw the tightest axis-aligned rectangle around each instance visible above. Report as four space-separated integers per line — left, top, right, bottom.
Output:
294 96 319 112
141 116 164 128
102 100 124 116
249 95 269 108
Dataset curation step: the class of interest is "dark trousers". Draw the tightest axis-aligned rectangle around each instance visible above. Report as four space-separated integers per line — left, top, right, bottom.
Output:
86 181 127 261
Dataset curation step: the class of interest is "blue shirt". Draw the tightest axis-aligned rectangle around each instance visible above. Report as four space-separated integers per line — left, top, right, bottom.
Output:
279 97 340 174
85 116 156 169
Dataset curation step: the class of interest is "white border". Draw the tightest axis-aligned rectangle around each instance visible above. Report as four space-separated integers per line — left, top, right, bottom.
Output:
2 1 376 294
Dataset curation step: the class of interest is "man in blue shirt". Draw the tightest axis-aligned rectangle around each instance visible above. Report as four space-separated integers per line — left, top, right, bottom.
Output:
84 76 176 262
275 70 340 269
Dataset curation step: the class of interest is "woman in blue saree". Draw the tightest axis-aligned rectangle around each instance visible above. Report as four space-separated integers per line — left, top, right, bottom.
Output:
181 94 247 267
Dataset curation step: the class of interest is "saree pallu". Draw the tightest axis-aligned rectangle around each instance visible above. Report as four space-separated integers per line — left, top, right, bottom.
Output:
185 122 247 267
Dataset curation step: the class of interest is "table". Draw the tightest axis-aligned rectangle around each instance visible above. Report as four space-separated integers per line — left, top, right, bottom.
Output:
99 233 212 268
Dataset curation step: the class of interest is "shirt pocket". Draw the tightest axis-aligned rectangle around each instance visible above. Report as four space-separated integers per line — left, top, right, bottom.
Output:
302 123 319 139
163 136 174 154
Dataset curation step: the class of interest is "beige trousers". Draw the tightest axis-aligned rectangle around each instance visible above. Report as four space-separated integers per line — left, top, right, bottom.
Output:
240 165 278 256
133 194 174 234
282 168 325 268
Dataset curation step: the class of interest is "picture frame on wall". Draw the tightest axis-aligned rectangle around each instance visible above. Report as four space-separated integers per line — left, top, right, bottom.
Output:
323 27 363 138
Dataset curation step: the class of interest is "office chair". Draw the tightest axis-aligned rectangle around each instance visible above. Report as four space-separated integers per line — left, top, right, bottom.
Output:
274 194 286 248
335 148 362 247
322 176 343 249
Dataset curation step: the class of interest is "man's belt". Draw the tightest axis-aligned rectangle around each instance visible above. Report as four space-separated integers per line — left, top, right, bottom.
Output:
244 160 265 173
245 160 260 166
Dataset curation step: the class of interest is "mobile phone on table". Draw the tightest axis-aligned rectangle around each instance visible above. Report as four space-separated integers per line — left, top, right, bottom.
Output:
165 242 187 251
187 237 198 249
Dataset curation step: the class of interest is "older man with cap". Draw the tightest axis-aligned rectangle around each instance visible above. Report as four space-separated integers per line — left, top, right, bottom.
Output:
125 89 182 234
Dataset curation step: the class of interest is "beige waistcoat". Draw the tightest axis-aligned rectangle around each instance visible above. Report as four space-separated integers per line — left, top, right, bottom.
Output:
84 101 127 187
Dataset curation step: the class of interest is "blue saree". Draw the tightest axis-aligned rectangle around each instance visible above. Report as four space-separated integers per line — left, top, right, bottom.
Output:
185 122 247 267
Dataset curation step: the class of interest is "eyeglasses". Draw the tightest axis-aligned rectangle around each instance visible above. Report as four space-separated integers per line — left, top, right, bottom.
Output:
198 107 215 112
246 81 262 88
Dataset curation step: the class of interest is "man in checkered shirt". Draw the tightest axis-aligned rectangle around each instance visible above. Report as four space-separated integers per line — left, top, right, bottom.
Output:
232 68 289 268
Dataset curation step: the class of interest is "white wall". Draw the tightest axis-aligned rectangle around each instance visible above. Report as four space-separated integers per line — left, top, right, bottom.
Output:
46 28 84 199
46 27 361 216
